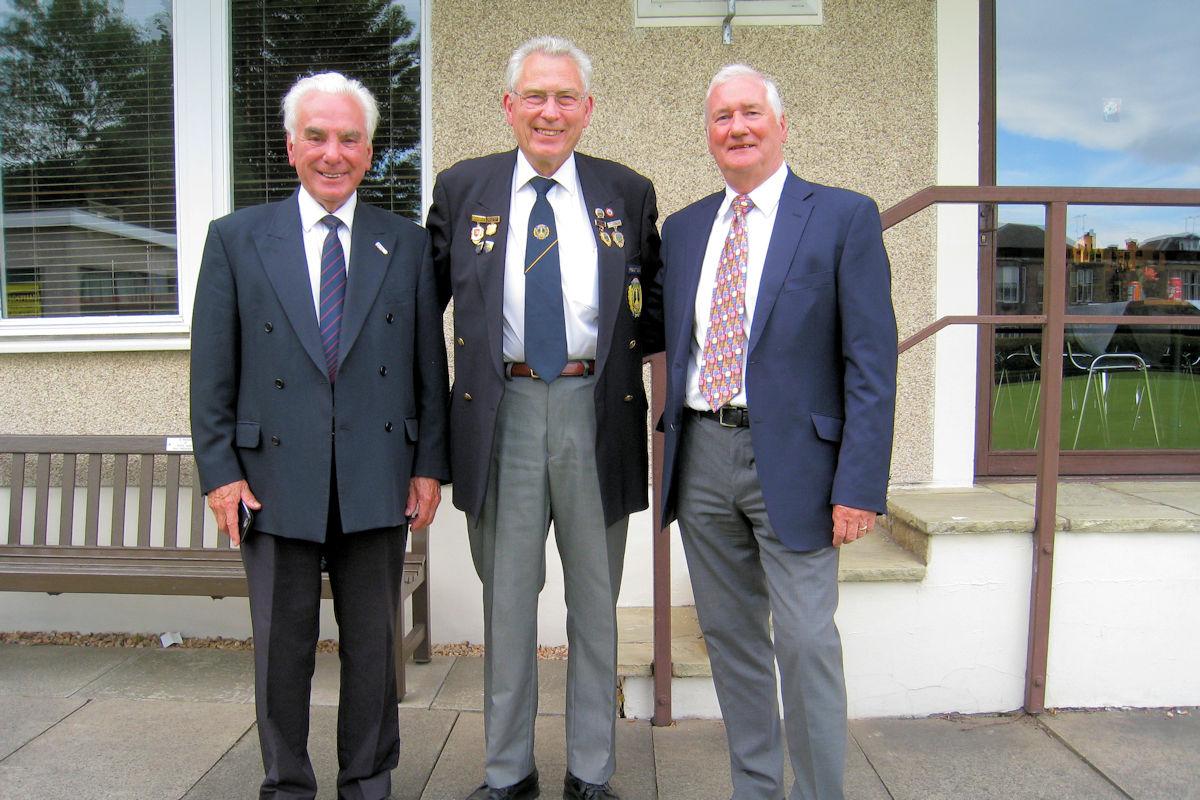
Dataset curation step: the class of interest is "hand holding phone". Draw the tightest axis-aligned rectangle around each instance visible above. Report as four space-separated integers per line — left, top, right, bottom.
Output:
238 500 255 541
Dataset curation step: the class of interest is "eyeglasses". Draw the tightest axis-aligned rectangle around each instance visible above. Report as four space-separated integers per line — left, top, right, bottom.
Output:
511 90 585 111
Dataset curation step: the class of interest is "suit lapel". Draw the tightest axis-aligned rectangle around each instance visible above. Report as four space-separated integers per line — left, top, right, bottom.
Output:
254 193 328 377
747 172 814 355
577 155 626 376
339 203 395 369
472 153 516 378
672 193 723 373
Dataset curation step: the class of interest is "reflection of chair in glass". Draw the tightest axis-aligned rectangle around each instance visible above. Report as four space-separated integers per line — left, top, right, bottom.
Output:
1025 343 1088 447
1071 351 1160 448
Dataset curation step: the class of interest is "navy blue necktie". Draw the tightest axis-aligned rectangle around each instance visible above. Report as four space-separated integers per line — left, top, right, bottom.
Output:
524 176 568 382
319 215 347 382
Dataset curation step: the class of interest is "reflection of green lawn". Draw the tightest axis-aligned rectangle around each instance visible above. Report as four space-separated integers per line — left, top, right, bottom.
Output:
991 371 1200 451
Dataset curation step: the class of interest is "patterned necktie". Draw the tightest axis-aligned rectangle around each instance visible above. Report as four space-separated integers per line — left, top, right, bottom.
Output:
700 194 754 411
319 215 347 382
523 176 568 382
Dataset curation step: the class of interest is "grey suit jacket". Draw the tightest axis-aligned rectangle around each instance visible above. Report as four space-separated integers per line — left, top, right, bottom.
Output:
426 150 663 527
190 191 450 542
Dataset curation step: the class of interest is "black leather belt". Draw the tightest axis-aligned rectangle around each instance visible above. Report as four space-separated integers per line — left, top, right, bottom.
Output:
689 406 751 428
506 360 595 379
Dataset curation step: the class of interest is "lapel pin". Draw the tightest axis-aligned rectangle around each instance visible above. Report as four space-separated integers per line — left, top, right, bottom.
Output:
374 241 389 255
470 224 485 245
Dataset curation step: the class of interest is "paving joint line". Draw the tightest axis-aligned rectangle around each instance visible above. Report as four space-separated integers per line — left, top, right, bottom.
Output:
0 695 93 765
848 726 895 800
1032 714 1134 800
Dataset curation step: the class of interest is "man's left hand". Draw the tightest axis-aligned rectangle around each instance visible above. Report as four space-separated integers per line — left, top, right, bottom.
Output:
406 477 442 530
832 504 876 548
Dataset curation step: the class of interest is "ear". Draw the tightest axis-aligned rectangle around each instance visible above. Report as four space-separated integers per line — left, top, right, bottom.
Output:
779 113 788 143
286 134 297 166
502 91 516 127
580 94 595 129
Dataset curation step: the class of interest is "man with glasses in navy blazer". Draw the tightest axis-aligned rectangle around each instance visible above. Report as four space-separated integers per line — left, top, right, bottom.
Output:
657 64 897 800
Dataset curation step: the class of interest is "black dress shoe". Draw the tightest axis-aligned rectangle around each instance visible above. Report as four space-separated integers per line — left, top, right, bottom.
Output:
466 769 540 800
563 773 619 800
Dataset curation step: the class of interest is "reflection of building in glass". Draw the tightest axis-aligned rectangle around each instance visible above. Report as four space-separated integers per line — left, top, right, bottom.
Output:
3 209 178 317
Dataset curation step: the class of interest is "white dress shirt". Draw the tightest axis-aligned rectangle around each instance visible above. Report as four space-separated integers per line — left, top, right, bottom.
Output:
503 151 600 362
298 187 356 318
686 161 789 411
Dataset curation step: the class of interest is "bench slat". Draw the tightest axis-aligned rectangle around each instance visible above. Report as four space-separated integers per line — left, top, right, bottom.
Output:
165 454 181 546
190 467 206 549
59 453 77 546
111 454 128 546
137 455 154 547
33 454 51 546
7 453 24 545
85 453 102 546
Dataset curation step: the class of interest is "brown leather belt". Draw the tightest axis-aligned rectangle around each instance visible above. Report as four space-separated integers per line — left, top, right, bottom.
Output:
506 360 596 379
689 406 751 428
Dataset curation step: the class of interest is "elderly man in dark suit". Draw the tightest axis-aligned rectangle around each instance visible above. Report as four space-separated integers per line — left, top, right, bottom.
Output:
190 71 449 800
657 64 897 800
426 35 661 800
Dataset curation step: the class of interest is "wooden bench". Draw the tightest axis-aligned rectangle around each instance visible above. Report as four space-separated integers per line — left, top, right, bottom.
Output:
0 434 431 699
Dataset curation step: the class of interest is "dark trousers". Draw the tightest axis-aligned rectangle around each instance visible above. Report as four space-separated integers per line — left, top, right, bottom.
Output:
241 474 407 800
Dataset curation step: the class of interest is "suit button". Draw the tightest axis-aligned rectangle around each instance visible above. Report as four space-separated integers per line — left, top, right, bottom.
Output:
274 378 284 389
270 436 280 446
379 366 388 376
628 339 637 349
384 421 393 432
386 312 395 323
456 337 465 346
624 394 634 402
263 322 273 333
464 392 473 401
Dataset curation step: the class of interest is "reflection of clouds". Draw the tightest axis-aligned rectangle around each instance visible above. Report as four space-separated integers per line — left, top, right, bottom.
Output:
998 0 1199 168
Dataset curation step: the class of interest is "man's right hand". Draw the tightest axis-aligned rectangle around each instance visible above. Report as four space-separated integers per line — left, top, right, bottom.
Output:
207 479 261 546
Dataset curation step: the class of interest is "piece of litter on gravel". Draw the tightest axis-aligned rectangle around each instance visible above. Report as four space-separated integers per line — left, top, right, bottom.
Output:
160 631 184 648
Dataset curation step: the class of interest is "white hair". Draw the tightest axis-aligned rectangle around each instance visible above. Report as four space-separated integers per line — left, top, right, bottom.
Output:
282 72 380 141
706 64 784 120
506 35 593 94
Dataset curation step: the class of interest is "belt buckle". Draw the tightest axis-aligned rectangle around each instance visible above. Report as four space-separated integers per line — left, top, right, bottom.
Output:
528 366 540 380
717 407 741 428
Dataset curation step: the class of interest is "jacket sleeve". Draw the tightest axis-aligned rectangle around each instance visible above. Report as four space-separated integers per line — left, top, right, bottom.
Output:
637 179 665 356
426 174 455 312
412 230 452 482
830 196 898 513
189 220 245 494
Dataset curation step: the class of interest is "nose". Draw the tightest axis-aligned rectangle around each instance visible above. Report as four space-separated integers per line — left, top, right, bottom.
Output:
539 99 563 120
320 138 342 161
730 112 750 135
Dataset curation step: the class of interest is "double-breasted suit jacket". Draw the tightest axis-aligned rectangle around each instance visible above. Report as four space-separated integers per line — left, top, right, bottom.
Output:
427 149 662 527
190 192 450 538
658 170 897 551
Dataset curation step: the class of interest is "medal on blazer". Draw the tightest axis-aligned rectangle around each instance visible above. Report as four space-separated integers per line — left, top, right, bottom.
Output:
469 214 501 254
626 264 643 318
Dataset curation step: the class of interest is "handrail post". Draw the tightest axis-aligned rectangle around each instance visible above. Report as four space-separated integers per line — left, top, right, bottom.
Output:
649 353 673 725
1025 201 1068 713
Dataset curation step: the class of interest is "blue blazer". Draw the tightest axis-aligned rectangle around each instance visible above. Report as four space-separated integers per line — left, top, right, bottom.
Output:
658 171 897 551
190 192 450 542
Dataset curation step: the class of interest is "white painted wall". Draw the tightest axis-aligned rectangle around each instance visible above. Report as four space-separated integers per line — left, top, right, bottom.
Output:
1045 532 1200 709
930 0 982 487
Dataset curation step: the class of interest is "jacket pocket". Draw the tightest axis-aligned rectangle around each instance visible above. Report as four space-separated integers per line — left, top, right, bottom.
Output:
404 417 419 443
782 269 835 293
811 413 844 442
235 421 261 448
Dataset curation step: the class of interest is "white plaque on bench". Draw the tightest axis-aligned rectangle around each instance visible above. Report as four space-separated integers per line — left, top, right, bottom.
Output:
165 436 193 453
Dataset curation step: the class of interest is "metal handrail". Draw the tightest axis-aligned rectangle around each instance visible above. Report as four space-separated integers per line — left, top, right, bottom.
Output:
649 185 1200 725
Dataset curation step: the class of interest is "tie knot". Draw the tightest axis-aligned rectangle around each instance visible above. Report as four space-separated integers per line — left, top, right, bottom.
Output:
530 176 556 198
322 215 341 233
732 194 753 216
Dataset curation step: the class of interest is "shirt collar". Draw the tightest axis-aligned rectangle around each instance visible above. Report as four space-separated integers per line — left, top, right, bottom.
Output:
298 186 358 233
718 161 789 220
514 150 579 199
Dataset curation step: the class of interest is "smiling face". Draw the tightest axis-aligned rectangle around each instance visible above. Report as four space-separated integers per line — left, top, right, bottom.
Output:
503 52 594 177
706 75 788 194
286 90 373 212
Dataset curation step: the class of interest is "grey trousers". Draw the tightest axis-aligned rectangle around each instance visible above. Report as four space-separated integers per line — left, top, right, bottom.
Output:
676 413 847 800
467 372 628 788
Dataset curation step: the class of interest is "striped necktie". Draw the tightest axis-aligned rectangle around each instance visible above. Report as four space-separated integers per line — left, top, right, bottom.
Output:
319 215 347 382
523 176 567 381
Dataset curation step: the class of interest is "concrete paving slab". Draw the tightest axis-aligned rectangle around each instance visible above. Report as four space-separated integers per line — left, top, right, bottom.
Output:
0 695 86 759
1040 708 1200 800
0 643 134 697
421 712 652 800
1101 481 1200 516
311 650 341 706
400 656 458 710
0 698 254 800
619 606 707 678
985 482 1200 532
851 714 1125 800
887 487 1039 534
653 720 886 800
432 656 567 715
184 706 459 800
79 647 256 703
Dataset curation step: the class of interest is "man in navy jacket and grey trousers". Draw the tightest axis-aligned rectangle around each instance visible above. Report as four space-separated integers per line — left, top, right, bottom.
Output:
657 64 897 800
190 72 449 800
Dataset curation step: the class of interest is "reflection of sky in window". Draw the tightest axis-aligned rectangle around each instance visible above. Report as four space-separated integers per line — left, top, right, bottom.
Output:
997 0 1199 247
